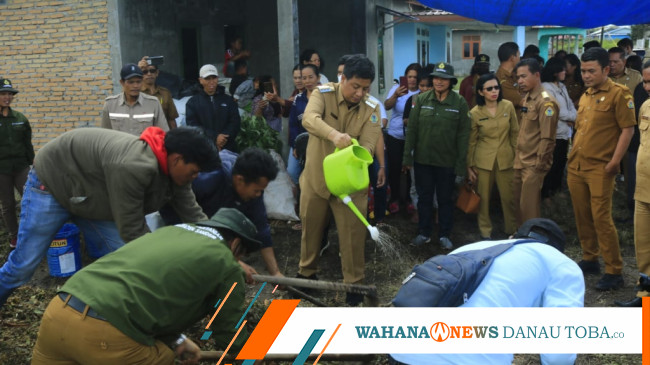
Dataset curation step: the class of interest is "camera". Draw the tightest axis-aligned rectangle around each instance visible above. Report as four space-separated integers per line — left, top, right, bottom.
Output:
147 56 164 66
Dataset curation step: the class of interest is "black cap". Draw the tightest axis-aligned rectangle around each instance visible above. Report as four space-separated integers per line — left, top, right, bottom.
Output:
430 62 457 81
514 218 566 253
474 54 490 65
196 208 262 252
120 63 143 80
0 79 19 94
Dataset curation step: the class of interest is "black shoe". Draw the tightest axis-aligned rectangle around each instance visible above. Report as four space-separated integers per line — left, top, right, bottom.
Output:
346 292 364 306
614 297 642 307
595 274 624 291
577 260 600 275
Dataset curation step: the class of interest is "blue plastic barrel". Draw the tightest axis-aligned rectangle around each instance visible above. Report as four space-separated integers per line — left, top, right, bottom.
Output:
47 223 82 277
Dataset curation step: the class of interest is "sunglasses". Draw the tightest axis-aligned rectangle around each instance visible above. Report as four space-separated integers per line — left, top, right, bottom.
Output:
142 69 158 75
483 85 500 92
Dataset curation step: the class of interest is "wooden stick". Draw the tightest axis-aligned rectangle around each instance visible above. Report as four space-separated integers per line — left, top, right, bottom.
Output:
251 274 378 297
285 286 328 307
199 350 375 362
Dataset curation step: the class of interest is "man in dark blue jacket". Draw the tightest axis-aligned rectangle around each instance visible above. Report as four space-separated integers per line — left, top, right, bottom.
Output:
186 64 241 152
161 148 282 280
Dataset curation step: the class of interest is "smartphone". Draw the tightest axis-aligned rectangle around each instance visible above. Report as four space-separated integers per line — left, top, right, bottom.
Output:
399 76 407 89
147 56 164 66
263 81 274 93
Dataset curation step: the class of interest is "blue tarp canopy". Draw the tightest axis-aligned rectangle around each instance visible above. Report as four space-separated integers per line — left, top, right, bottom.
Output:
417 0 648 28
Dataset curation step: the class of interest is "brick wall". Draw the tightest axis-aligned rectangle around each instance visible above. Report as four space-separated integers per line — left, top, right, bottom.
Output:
0 0 112 149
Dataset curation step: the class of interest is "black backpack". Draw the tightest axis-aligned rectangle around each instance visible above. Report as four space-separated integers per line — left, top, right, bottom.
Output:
393 239 536 307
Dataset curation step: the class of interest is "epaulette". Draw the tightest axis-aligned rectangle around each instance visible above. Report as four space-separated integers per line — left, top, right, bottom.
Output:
105 94 120 101
317 85 334 93
541 91 551 100
365 97 378 109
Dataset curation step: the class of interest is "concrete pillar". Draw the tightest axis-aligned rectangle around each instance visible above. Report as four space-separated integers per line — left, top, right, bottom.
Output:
107 0 122 94
514 26 525 54
277 0 296 158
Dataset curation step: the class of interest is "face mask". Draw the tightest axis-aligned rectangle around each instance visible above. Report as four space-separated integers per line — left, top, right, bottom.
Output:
337 74 342 83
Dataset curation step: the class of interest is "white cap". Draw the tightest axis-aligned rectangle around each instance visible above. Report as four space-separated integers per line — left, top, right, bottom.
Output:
199 64 219 78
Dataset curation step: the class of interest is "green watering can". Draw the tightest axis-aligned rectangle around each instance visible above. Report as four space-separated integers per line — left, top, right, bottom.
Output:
323 139 379 241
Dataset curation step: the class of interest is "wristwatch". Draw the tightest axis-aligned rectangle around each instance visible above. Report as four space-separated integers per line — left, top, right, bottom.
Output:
173 333 187 348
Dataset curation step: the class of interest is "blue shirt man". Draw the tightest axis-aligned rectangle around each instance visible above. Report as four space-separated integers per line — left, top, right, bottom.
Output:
390 218 584 365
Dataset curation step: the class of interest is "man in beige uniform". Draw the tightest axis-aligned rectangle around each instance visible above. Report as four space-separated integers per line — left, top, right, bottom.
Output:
496 42 524 123
101 63 168 136
298 55 381 306
609 47 642 91
616 70 650 307
568 47 635 291
513 58 559 226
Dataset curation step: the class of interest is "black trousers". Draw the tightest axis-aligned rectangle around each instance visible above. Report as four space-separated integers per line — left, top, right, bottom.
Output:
541 138 569 199
385 134 411 205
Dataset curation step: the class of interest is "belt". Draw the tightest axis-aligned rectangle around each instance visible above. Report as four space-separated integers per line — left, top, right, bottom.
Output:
59 292 106 321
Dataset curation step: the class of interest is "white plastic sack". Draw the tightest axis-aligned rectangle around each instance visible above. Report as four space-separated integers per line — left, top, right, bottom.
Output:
145 211 165 231
263 150 299 221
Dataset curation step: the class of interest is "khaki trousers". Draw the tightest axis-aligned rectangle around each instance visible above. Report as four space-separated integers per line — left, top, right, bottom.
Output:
567 169 622 274
298 181 367 284
635 200 650 297
476 164 517 237
32 295 175 365
513 167 547 226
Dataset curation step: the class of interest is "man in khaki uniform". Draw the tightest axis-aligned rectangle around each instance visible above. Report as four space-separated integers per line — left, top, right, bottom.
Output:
513 59 559 226
138 56 179 129
568 47 636 291
609 47 642 91
298 55 381 306
101 63 168 136
496 42 524 122
616 66 650 307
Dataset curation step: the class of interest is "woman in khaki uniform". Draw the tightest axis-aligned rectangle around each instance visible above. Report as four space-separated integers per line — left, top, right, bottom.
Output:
467 73 519 239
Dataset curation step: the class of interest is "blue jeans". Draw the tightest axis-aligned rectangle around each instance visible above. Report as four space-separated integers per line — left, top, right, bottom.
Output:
414 163 455 238
287 148 303 186
0 169 124 307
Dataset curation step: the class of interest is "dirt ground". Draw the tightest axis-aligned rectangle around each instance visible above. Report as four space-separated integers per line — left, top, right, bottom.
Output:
0 180 643 364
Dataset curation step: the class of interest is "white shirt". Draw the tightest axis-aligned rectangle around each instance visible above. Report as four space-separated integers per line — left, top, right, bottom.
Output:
391 239 584 365
385 84 419 140
542 82 577 140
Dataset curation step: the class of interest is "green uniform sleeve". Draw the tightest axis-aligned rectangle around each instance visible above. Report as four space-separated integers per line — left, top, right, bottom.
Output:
171 184 208 223
23 116 35 165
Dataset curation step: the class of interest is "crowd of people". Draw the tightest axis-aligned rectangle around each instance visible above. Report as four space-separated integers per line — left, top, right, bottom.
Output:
0 34 649 363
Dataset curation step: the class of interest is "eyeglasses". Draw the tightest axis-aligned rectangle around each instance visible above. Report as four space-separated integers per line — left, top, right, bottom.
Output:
142 69 158 75
483 85 500 92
